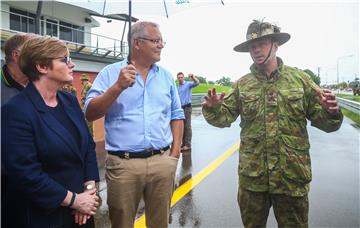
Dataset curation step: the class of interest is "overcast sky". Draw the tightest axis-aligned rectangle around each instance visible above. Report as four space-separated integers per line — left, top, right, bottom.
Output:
92 0 359 85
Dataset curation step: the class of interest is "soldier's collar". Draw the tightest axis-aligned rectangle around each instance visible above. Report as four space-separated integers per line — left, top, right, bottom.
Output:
251 57 284 82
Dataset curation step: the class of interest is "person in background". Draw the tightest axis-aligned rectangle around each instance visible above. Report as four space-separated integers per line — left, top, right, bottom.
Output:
202 19 343 228
61 81 77 96
80 73 93 136
80 73 92 109
1 33 37 220
2 36 100 228
177 72 199 151
85 21 184 228
1 33 36 104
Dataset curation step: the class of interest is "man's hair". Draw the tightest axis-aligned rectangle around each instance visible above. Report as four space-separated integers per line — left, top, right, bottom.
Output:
129 21 159 48
18 36 68 81
177 72 184 76
4 33 37 64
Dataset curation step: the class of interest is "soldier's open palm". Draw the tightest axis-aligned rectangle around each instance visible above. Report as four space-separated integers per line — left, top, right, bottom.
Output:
203 88 225 108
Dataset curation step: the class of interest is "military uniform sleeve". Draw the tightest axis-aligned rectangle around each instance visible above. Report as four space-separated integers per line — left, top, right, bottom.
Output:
202 83 240 128
303 73 343 133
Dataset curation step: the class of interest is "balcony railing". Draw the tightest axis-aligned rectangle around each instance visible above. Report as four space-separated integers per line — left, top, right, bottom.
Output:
1 9 128 61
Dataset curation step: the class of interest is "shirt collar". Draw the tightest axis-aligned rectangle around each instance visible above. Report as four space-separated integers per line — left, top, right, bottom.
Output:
250 57 284 82
1 64 25 91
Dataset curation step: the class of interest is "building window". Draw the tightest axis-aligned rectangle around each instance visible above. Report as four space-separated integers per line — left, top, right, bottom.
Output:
46 18 58 37
10 8 35 33
9 7 84 44
72 25 84 44
60 22 84 44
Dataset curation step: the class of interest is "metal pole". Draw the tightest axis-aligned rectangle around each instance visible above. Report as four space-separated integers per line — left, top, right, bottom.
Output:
121 21 127 54
127 0 132 64
35 0 43 35
337 54 353 94
337 60 339 93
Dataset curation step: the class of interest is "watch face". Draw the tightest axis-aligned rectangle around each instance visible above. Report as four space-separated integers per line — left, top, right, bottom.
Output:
86 184 95 190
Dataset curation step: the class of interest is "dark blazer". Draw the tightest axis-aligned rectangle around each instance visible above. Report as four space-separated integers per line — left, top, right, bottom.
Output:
1 82 99 228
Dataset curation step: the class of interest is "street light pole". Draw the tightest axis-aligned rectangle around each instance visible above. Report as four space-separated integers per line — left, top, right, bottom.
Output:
336 54 353 93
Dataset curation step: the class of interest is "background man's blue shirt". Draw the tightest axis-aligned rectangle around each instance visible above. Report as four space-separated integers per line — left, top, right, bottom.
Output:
85 60 184 152
177 81 199 106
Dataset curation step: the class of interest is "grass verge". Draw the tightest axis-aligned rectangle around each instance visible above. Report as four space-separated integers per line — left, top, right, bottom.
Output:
192 84 231 94
341 107 360 127
336 94 360 102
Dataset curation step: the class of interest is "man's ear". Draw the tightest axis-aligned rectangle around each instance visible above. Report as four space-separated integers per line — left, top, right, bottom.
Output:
35 63 48 75
134 39 142 50
11 50 20 63
274 42 279 51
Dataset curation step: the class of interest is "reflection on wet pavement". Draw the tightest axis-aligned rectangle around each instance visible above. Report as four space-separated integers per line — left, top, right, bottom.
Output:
170 151 201 227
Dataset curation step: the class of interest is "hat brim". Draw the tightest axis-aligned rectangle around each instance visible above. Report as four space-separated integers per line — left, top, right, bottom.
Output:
233 33 290 52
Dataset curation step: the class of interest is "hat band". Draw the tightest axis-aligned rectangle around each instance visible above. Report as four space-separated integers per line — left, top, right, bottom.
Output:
246 28 275 40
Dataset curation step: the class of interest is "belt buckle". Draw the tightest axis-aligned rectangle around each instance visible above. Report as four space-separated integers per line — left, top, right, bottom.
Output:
160 147 167 154
145 148 154 156
124 152 130 159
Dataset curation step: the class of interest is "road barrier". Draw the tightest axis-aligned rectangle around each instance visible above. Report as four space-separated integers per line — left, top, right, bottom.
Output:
192 94 205 107
336 97 360 115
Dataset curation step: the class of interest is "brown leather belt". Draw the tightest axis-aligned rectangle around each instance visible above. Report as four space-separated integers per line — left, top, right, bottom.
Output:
107 146 170 159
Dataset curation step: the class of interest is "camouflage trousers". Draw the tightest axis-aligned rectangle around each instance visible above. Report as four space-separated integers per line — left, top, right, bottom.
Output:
182 105 192 147
86 120 93 137
238 187 309 228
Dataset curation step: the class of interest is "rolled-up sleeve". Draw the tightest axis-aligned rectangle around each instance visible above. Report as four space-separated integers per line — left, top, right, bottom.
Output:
84 68 111 114
170 79 185 120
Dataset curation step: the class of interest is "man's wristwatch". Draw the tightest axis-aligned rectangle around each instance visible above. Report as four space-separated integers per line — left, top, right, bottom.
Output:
85 183 96 191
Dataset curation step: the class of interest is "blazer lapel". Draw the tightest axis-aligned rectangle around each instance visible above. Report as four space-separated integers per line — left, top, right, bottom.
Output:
24 83 83 163
58 93 87 155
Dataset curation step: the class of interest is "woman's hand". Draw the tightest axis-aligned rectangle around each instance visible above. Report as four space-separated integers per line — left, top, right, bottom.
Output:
73 210 91 225
71 188 99 215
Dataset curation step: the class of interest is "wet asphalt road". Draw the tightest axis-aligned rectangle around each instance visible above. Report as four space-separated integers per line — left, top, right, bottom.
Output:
94 107 359 228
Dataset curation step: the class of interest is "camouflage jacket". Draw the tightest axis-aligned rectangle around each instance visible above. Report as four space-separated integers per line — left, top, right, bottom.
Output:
81 82 92 108
203 58 343 196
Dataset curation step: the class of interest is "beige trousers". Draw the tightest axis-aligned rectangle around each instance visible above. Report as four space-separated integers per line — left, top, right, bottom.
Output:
105 149 178 228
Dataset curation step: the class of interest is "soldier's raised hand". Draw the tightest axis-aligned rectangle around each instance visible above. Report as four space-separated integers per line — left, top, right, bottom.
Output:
203 88 225 108
117 63 136 89
315 88 340 114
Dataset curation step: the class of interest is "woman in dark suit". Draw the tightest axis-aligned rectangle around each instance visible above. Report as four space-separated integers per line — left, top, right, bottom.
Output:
1 36 100 228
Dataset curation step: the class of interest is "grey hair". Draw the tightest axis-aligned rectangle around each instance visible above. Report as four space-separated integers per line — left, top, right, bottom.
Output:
129 21 159 48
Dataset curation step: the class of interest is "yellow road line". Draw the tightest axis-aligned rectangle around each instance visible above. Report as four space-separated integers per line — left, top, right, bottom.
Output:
134 142 240 228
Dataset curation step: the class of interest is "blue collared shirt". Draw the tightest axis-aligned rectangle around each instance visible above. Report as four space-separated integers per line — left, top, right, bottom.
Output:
84 60 184 152
177 81 199 106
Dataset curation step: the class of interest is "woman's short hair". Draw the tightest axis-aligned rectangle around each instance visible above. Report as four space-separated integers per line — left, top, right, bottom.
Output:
18 36 68 81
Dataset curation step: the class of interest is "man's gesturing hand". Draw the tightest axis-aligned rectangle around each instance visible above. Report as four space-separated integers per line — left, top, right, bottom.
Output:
315 88 340 114
203 88 225 108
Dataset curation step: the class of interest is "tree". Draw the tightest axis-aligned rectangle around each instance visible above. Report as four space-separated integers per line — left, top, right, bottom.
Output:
208 81 215 85
216 76 232 87
184 75 206 83
349 77 359 89
304 69 321 86
196 75 207 83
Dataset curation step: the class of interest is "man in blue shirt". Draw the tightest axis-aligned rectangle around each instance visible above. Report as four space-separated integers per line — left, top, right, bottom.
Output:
84 21 184 228
177 72 199 151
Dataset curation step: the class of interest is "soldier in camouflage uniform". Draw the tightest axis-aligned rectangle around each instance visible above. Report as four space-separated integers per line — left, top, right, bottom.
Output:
81 73 93 136
202 20 343 228
60 82 77 96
